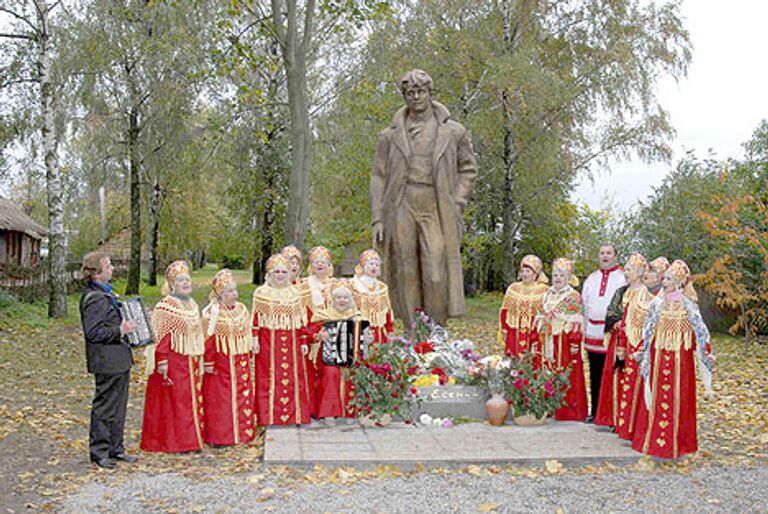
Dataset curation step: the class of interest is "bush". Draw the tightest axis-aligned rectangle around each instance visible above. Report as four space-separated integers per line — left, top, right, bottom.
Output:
220 254 245 270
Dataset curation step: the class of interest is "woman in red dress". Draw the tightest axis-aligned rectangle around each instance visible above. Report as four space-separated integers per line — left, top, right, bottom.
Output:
141 261 205 453
252 254 312 426
310 280 371 425
499 254 548 365
351 249 394 344
201 269 255 446
536 258 588 421
632 260 714 459
595 252 648 428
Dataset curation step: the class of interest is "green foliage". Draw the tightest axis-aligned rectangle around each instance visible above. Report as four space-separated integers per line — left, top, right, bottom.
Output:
220 254 246 270
631 153 726 273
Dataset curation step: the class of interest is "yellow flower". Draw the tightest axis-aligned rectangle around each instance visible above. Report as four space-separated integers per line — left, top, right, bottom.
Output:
412 374 440 387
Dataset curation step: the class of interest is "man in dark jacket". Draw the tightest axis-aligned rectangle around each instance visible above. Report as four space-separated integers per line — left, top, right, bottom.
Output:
80 251 137 469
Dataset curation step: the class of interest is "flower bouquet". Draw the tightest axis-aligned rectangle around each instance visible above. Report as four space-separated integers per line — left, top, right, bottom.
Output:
467 354 512 425
349 338 420 425
506 353 570 423
467 354 511 395
409 309 481 385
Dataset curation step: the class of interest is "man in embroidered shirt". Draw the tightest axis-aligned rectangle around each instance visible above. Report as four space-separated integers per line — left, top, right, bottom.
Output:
581 244 626 421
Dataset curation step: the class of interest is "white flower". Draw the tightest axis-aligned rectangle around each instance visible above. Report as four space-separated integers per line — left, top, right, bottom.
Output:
432 418 443 426
419 413 433 425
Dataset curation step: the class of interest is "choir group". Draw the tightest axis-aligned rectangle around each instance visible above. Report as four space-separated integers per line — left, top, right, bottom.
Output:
138 244 714 461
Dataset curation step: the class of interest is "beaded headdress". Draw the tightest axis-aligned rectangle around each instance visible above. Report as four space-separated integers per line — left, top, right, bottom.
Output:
354 249 381 277
624 252 648 273
161 260 190 296
520 254 548 284
552 257 579 287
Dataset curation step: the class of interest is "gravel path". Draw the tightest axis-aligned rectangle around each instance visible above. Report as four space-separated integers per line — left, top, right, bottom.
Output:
60 465 768 513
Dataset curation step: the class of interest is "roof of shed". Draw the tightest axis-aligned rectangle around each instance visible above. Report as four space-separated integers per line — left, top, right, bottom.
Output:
0 197 47 239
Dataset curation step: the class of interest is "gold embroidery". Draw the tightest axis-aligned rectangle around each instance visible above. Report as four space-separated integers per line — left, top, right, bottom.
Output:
202 302 252 355
652 306 694 352
152 297 205 356
501 282 549 331
351 278 393 329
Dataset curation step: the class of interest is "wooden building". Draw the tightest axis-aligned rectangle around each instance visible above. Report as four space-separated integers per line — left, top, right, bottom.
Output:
0 197 47 275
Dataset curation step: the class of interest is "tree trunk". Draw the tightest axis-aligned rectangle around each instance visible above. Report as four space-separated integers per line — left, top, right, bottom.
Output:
499 0 527 286
283 59 312 247
35 0 67 318
273 0 315 249
126 105 142 294
147 176 162 286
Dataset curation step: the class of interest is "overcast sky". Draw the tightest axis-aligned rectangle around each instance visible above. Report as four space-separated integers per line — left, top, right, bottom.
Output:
573 0 768 209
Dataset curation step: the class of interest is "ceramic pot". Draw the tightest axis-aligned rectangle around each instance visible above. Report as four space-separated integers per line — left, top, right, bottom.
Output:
514 413 546 426
485 394 509 426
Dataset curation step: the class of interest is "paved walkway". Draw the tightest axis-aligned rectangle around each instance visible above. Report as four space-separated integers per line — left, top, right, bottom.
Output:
264 420 639 468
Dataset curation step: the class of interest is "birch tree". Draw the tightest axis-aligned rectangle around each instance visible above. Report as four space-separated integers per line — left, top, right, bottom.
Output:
1 0 68 317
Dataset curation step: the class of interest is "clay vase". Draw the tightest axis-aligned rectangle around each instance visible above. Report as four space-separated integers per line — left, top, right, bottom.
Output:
485 394 510 426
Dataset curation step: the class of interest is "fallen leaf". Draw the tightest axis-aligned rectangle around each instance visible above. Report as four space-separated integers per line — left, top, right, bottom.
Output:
544 459 564 474
478 503 501 513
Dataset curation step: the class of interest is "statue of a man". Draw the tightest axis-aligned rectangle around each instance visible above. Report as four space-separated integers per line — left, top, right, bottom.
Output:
370 69 478 327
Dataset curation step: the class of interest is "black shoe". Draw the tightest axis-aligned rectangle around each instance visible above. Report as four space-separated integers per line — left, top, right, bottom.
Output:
111 453 139 463
585 416 595 424
92 457 116 469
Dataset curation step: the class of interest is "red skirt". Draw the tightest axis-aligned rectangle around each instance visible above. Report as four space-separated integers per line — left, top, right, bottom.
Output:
632 345 698 458
314 360 355 419
594 331 620 427
141 353 204 453
548 332 588 422
253 327 311 426
202 351 255 445
504 327 542 369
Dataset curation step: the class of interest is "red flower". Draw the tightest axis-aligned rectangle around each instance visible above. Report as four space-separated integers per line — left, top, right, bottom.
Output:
393 405 399 411
414 342 434 354
430 367 451 385
391 391 399 398
409 387 417 395
513 379 525 390
407 366 419 375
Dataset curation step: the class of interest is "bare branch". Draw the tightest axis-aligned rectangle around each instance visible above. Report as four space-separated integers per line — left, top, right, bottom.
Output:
301 0 315 53
0 31 35 40
270 0 286 46
0 6 38 33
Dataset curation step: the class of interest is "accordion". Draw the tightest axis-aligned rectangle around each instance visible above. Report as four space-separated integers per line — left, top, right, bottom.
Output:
321 318 371 367
119 296 156 348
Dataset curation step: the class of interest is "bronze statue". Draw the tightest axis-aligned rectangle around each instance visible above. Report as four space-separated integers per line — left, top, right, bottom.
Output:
370 69 478 327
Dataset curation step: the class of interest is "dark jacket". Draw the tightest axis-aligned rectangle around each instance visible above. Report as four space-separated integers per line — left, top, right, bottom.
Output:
80 282 133 374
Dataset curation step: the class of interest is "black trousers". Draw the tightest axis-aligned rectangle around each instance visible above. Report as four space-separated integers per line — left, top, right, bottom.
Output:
89 371 130 461
587 351 606 418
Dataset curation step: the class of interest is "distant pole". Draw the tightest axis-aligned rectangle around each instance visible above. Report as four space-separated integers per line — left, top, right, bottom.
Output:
99 186 107 248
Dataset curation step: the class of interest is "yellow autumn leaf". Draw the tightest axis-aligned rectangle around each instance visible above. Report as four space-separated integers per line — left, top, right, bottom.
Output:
544 459 564 474
478 503 501 513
